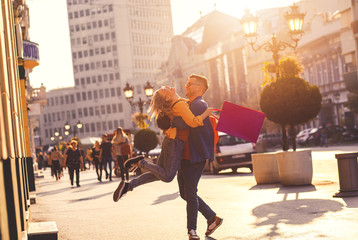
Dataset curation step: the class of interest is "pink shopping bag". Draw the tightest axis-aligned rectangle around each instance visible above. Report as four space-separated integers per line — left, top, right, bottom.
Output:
214 101 265 143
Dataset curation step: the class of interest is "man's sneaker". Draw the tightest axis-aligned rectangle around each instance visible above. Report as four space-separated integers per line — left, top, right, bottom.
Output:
124 155 144 169
187 229 200 240
205 216 223 236
113 181 129 202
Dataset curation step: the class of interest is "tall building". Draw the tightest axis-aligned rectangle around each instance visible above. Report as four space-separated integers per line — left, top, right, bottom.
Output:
41 0 173 145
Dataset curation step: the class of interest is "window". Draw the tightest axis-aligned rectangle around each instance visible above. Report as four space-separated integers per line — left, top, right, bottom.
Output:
57 112 61 121
106 104 111 113
95 106 100 116
96 122 101 131
94 34 98 42
91 123 95 132
98 20 102 28
108 120 113 130
89 49 94 56
101 47 105 54
87 22 91 30
87 91 92 100
76 92 81 101
92 21 97 28
60 96 64 104
112 103 117 113
105 89 110 98
82 92 87 101
89 107 94 116
78 51 82 58
78 108 83 118
118 103 123 112
65 95 69 104
55 97 59 105
52 113 56 122
92 76 96 83
70 95 75 103
84 107 88 117
99 89 104 98
101 105 105 114
48 113 51 122
104 19 109 26
74 11 79 18
116 87 121 97
102 121 107 131
94 90 98 99
86 9 90 16
86 77 91 84
43 114 47 123
84 50 88 58
100 34 104 41
115 72 120 80
111 88 115 97
81 78 85 85
69 12 73 19
114 120 119 128
72 110 76 119
85 123 90 133
111 32 116 41
66 111 71 120
80 10 84 17
98 75 102 83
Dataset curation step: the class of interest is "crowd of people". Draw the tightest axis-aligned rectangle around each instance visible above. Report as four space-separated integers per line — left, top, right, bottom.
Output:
37 126 131 187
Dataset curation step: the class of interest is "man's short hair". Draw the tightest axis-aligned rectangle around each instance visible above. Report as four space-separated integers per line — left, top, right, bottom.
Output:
189 74 209 92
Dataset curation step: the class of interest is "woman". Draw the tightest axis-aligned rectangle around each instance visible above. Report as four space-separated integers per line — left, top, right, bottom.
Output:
113 86 212 201
92 141 102 182
64 140 83 187
111 127 130 181
48 146 63 181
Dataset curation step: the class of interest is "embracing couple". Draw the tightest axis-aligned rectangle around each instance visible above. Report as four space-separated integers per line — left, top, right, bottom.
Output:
113 74 223 240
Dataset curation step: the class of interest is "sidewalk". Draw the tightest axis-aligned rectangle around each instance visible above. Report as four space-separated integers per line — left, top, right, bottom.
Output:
30 145 358 240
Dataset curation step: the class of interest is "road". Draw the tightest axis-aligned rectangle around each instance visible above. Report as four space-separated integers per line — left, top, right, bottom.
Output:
30 144 358 240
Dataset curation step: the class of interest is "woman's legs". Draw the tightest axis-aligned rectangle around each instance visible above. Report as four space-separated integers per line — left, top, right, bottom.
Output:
94 160 100 180
117 155 129 181
140 137 185 182
53 160 60 180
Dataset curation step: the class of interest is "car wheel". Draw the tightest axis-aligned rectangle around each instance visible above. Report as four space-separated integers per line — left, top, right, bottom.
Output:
231 167 237 173
210 162 218 175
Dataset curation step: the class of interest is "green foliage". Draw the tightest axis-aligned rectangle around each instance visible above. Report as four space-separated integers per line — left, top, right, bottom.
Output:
133 128 158 154
260 56 321 151
260 77 322 126
132 112 149 129
346 92 358 114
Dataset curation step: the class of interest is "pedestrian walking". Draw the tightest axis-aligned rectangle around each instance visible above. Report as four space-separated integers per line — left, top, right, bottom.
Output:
111 127 130 181
64 140 83 187
100 134 112 181
92 141 102 182
48 146 63 181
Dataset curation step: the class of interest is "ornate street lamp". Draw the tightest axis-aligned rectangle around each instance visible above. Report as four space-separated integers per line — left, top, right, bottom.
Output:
64 120 83 137
123 81 154 114
240 3 305 77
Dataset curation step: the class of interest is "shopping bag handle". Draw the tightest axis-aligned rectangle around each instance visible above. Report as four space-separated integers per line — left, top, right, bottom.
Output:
211 108 221 120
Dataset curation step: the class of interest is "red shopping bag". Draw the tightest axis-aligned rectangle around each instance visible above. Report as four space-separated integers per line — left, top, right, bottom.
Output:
214 101 265 143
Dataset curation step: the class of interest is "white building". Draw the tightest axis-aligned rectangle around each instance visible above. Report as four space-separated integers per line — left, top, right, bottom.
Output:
40 0 173 145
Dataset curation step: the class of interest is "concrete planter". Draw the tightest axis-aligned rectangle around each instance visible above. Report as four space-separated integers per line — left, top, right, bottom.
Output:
252 152 280 184
277 149 313 186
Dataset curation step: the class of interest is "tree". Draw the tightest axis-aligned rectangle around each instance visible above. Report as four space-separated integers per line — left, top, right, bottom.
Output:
260 57 322 151
133 128 158 156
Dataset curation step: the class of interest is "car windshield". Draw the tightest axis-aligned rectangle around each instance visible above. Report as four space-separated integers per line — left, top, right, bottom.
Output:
218 135 248 146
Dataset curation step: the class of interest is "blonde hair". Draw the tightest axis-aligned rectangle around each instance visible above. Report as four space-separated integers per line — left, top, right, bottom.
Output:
93 141 100 148
147 88 172 121
112 127 126 144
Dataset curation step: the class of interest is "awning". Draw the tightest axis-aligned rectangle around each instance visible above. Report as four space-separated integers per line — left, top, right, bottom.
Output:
23 40 39 69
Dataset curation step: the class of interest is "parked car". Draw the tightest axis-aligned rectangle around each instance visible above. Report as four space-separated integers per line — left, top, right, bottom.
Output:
207 132 256 174
342 128 358 141
257 132 282 148
296 128 312 144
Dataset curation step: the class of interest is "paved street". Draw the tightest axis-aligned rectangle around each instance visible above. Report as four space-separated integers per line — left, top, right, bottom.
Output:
30 144 358 240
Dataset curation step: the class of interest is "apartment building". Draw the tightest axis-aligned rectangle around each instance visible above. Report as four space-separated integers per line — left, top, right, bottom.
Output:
40 0 173 145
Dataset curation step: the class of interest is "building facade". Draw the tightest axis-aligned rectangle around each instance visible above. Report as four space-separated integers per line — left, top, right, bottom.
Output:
39 0 173 144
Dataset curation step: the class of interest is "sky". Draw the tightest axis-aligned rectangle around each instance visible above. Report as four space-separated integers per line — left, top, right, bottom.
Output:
26 0 296 91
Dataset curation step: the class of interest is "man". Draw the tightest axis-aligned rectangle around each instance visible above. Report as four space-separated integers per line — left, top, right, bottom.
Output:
100 134 112 181
64 140 83 187
177 74 223 240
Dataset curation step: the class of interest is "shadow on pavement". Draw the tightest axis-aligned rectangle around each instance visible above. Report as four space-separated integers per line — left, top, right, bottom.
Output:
342 197 358 208
249 184 281 190
151 192 179 205
68 191 112 203
252 199 344 238
277 184 317 200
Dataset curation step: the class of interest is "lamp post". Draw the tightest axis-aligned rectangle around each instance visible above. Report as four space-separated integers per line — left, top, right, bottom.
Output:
334 93 341 126
240 3 305 77
123 81 154 114
64 120 83 137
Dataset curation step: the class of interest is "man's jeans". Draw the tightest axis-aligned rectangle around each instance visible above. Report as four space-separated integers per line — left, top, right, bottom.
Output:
102 156 112 179
129 137 185 190
177 160 216 230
